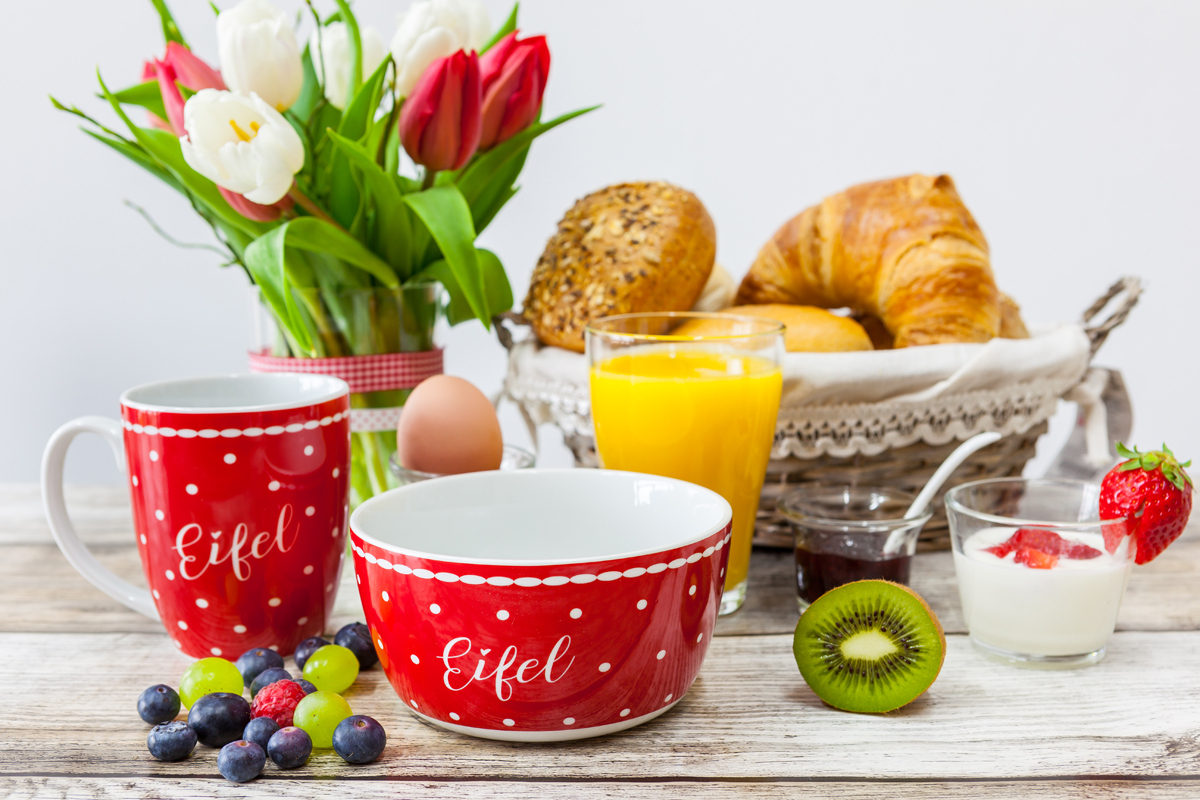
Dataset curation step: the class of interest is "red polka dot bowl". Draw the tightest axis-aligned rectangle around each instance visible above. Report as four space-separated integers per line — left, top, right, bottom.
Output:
348 469 732 742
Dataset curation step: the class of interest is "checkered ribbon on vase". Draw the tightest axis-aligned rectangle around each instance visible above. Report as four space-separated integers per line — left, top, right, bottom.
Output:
247 349 443 431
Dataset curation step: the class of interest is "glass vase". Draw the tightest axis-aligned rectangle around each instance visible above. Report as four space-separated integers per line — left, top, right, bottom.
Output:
253 282 444 508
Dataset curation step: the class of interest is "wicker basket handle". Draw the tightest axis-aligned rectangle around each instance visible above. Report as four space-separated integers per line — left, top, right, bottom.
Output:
1081 276 1142 358
493 311 530 353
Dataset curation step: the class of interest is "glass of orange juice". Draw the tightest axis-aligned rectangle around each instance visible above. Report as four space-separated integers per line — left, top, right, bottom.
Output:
586 313 784 615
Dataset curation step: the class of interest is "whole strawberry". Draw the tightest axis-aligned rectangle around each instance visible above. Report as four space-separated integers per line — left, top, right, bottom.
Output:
249 680 308 728
1100 443 1193 564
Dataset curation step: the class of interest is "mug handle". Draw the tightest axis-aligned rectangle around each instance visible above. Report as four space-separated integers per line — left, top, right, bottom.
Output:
40 416 159 620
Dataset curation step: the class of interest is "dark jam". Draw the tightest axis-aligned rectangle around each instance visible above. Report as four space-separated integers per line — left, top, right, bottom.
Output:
795 548 913 606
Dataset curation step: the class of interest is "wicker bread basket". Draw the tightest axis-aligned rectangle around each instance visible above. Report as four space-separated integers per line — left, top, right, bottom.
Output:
498 278 1141 551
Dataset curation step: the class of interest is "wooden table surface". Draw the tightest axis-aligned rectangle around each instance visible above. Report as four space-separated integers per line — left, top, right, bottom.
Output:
3 484 1200 799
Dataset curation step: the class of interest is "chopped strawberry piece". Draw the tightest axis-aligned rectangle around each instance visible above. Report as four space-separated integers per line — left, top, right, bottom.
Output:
1061 541 1101 560
1014 546 1058 569
983 528 1100 560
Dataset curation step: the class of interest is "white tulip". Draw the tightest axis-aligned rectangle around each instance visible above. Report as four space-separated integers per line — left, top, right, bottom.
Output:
179 89 305 205
217 0 304 111
390 0 491 97
310 23 388 110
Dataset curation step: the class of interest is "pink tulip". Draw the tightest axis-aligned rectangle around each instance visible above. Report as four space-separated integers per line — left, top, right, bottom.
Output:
146 43 225 136
398 50 482 172
218 186 294 222
478 31 549 150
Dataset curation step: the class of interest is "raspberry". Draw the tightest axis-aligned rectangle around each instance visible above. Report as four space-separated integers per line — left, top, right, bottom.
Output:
250 680 307 728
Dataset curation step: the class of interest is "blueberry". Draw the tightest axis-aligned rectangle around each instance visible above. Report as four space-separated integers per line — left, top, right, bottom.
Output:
335 622 379 670
146 720 196 762
250 667 292 698
235 647 285 688
218 740 265 783
293 636 329 671
242 716 279 753
295 679 318 695
332 715 386 764
188 692 251 748
137 684 181 725
267 726 313 769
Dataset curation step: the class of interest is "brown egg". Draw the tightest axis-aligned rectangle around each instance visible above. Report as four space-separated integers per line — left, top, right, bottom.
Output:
396 375 503 475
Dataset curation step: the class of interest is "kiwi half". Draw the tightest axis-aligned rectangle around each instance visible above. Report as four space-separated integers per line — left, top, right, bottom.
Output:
793 580 945 713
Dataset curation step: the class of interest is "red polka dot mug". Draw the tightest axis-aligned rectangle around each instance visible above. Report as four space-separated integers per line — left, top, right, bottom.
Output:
41 374 351 659
349 469 733 742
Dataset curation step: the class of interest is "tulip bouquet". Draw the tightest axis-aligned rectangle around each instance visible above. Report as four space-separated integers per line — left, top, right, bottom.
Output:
54 0 594 502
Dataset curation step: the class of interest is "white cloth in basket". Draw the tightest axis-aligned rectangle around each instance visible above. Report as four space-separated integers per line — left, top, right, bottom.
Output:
503 324 1092 459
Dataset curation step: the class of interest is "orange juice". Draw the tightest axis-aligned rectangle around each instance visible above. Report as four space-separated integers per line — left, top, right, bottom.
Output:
589 350 783 596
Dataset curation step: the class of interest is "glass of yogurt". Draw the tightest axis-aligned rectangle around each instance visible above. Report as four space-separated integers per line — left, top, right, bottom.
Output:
945 478 1133 669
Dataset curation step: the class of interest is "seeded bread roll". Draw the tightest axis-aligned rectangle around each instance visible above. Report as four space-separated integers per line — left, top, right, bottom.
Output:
523 182 717 352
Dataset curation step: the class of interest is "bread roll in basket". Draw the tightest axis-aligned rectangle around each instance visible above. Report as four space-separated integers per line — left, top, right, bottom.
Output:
500 176 1141 550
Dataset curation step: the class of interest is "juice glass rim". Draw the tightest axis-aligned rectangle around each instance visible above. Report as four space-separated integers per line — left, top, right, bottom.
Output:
586 311 785 344
944 477 1127 530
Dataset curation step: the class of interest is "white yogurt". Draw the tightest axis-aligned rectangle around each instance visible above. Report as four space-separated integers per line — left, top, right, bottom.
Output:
953 527 1132 657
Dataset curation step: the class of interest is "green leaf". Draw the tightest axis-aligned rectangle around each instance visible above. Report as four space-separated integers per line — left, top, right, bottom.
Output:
293 45 323 124
333 0 363 98
454 105 599 225
329 57 392 228
81 129 180 191
107 81 167 122
482 3 518 53
404 185 488 327
327 130 412 278
477 247 514 316
415 248 512 325
149 0 187 46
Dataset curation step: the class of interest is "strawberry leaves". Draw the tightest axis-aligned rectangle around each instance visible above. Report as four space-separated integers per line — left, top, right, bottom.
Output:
1114 442 1193 492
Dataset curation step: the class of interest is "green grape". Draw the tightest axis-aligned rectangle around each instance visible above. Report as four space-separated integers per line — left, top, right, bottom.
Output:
302 644 359 694
178 657 243 708
293 690 352 748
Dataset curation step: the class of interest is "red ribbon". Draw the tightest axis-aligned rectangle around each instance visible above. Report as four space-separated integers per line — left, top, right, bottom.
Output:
247 349 444 394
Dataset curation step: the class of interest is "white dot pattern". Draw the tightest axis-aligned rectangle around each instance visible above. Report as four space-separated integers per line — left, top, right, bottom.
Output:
410 654 420 664
570 608 582 619
268 598 281 607
155 510 164 521
298 617 308 625
496 610 510 621
185 484 198 495
224 453 237 464
657 650 666 660
268 481 281 491
303 565 314 575
637 600 648 610
450 712 460 721
234 625 246 634
503 719 515 727
598 663 611 672
195 599 208 609
177 620 187 630
620 708 630 717
211 647 222 656
304 445 314 456
563 717 575 725
305 506 315 516
132 476 138 486
123 412 349 438
149 450 158 461
430 604 441 614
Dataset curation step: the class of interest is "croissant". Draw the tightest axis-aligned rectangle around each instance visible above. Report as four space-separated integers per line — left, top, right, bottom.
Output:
736 174 1001 347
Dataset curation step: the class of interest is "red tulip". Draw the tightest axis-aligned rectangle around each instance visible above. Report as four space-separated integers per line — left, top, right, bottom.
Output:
398 50 482 172
145 43 225 136
478 31 549 150
218 186 294 222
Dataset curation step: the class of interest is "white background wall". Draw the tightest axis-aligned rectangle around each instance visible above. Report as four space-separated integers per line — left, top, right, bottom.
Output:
4 0 1198 484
